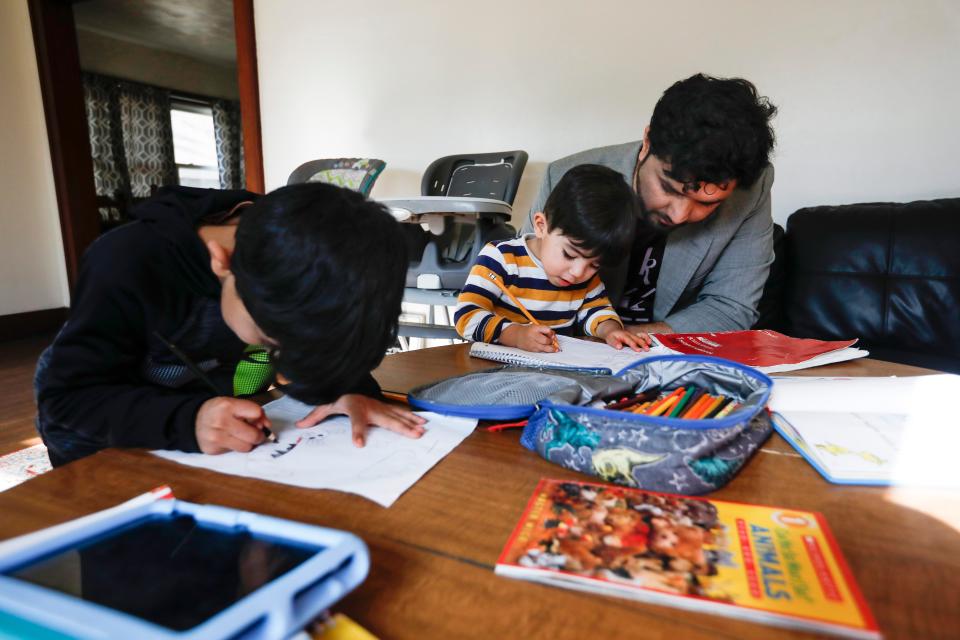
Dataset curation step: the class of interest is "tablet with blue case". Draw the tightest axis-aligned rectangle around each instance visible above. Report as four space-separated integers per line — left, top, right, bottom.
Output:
0 488 369 639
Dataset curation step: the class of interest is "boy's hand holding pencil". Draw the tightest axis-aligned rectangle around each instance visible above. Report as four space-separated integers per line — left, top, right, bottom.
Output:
195 397 274 455
487 273 561 352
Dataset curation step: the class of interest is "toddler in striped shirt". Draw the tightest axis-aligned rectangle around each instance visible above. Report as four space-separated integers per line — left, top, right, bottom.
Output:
455 164 652 353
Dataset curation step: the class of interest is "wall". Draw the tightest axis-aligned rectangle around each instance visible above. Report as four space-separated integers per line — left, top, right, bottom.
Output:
255 0 960 225
0 1 69 315
77 28 239 100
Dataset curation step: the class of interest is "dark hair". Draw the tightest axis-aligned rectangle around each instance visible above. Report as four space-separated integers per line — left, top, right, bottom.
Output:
648 73 777 188
543 164 636 268
231 182 406 404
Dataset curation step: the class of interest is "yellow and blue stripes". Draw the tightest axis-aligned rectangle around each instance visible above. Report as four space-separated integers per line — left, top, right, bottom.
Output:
454 238 622 343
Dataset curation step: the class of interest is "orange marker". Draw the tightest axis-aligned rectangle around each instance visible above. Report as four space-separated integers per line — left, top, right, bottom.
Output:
682 394 714 420
643 387 685 415
649 394 680 417
487 273 560 352
698 396 727 420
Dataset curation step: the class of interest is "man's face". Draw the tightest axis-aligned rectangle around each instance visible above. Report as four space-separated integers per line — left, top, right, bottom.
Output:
633 150 736 232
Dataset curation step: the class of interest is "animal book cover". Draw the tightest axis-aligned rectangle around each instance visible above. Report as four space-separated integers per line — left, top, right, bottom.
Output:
496 479 879 639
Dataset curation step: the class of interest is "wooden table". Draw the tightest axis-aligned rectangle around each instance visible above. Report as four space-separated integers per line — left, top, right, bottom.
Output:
2 345 958 639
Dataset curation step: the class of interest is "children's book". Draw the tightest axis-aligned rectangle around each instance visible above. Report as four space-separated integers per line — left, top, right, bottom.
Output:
653 330 868 373
469 330 867 374
768 375 960 487
496 479 880 639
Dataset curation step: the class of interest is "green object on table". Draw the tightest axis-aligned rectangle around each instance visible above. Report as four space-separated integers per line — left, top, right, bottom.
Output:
233 345 274 396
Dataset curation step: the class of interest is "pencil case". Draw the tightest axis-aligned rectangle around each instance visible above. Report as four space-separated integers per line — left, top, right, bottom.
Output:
407 355 773 494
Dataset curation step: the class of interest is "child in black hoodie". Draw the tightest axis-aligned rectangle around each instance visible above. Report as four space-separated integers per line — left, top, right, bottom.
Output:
35 183 424 466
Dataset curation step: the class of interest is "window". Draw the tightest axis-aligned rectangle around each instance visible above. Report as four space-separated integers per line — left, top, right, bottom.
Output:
170 100 220 189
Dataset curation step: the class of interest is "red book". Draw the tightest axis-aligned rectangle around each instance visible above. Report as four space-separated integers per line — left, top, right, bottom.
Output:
653 330 865 372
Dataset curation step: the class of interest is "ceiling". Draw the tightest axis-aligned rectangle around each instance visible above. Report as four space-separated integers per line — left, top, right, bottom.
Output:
73 0 236 67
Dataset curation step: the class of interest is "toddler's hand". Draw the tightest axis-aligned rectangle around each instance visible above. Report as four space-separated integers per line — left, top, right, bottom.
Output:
604 328 652 351
195 396 271 454
500 324 558 352
295 394 426 447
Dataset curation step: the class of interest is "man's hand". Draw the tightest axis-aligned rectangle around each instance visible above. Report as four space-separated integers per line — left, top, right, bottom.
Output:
596 319 652 351
500 324 558 352
195 396 271 454
295 394 427 447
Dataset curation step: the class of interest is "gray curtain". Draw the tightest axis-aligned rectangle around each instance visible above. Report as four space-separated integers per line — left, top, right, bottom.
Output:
82 73 129 199
212 99 244 189
82 73 178 200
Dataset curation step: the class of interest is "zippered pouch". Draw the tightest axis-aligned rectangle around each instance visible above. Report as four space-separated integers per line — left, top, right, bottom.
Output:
408 355 773 494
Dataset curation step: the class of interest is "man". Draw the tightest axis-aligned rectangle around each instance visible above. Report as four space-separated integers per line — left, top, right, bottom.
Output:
523 74 777 334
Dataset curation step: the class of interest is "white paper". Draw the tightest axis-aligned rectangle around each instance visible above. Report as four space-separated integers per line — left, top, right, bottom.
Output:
769 375 960 486
154 396 477 507
470 334 673 372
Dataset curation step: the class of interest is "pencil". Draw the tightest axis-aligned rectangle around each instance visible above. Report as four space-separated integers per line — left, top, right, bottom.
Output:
680 392 712 419
649 394 680 417
153 331 277 443
486 273 560 352
382 391 409 404
669 387 697 418
714 401 740 419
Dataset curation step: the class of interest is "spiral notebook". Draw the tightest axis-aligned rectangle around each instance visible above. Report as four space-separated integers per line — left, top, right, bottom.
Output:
468 335 670 374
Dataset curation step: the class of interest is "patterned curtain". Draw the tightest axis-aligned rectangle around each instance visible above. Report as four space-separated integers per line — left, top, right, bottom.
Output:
118 81 178 196
211 100 244 189
81 73 178 200
82 73 129 199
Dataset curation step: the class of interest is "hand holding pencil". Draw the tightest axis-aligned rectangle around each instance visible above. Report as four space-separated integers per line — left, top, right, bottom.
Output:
487 273 561 352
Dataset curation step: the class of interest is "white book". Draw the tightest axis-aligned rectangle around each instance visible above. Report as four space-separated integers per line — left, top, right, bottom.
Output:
769 375 960 486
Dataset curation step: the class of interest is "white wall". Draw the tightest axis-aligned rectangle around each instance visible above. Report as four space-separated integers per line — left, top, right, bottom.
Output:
0 1 69 315
255 0 960 226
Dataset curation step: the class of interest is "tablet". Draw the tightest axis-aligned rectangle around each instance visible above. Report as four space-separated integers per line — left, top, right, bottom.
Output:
0 487 369 639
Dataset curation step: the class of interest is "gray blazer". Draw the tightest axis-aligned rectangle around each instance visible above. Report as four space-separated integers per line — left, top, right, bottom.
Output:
521 141 774 332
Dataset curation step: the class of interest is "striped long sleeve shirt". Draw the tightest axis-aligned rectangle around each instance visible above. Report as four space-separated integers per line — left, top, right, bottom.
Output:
454 237 622 343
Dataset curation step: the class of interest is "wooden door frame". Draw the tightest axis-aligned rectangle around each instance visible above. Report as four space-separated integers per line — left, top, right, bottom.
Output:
27 0 265 290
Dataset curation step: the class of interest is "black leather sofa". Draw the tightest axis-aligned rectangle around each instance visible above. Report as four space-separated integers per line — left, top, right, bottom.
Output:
755 198 960 374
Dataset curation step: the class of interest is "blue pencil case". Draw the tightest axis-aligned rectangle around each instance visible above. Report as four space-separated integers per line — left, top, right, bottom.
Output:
0 489 369 640
409 355 773 494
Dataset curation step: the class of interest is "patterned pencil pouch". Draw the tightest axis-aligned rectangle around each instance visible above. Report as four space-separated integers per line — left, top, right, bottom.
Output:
407 355 773 494
521 355 773 494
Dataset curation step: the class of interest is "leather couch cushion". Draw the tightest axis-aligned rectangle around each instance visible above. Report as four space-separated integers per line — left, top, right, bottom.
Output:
783 198 960 373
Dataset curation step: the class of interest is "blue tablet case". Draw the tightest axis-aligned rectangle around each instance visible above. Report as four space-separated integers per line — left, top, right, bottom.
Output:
0 493 369 639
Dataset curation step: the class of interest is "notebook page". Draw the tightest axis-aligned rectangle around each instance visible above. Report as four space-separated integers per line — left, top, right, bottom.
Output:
470 335 672 372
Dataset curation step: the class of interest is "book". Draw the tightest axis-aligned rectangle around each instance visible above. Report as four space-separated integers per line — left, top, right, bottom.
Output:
653 330 868 373
469 330 868 375
768 375 960 487
496 479 880 639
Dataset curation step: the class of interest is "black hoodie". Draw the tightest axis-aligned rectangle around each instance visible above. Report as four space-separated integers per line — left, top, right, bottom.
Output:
36 186 379 456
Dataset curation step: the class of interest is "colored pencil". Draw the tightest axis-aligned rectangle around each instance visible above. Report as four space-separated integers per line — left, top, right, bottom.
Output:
714 401 740 419
487 273 560 351
606 387 661 411
682 393 714 419
669 387 698 418
699 396 727 420
649 394 680 417
641 387 684 415
678 389 707 418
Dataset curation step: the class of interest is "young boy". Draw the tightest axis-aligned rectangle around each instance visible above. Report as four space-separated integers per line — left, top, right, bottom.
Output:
35 183 425 466
454 164 651 352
